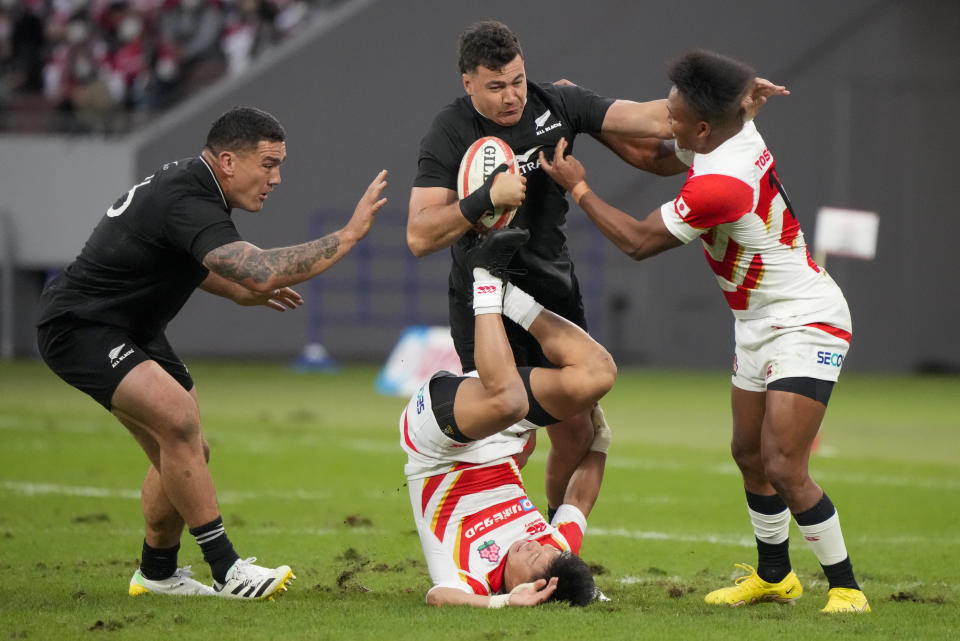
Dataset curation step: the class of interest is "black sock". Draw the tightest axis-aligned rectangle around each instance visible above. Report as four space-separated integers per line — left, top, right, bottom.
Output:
821 557 860 590
755 538 791 583
547 505 558 523
746 491 792 583
189 516 239 584
139 540 179 580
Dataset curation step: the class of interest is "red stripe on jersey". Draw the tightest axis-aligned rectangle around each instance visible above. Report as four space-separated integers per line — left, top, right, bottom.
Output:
722 253 765 311
421 475 444 517
805 323 852 343
755 165 776 227
421 461 474 516
463 573 489 596
705 236 744 282
401 410 420 454
431 463 522 541
678 174 754 229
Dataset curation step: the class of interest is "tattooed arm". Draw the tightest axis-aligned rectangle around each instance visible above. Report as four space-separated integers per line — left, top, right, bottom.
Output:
199 270 303 310
203 169 388 292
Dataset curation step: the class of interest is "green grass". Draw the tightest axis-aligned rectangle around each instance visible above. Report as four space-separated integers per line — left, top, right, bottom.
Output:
1 361 958 640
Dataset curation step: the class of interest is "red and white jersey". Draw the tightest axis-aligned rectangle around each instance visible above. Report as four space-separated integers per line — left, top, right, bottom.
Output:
407 458 586 597
660 121 850 329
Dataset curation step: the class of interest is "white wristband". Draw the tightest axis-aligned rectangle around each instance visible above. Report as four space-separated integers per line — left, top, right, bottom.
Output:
502 283 543 330
487 593 511 608
473 267 503 316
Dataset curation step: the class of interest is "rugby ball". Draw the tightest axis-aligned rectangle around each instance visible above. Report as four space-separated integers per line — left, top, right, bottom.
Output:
457 136 519 231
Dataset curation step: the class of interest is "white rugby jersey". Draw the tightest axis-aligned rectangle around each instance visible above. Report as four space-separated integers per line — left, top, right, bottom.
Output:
660 121 850 330
407 459 585 597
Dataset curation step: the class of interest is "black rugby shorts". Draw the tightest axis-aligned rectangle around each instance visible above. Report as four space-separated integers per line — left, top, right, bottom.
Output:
37 319 194 410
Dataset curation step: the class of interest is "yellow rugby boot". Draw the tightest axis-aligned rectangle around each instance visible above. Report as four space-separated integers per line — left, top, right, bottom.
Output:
821 587 870 613
704 563 802 606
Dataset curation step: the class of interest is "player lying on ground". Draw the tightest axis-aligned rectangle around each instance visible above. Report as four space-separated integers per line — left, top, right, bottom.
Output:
540 50 869 614
400 229 615 607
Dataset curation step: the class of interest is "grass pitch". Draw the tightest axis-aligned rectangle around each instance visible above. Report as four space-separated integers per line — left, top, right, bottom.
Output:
1 361 958 640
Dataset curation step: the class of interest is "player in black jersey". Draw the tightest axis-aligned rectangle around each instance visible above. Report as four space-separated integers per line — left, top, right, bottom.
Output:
36 106 388 600
409 19 787 522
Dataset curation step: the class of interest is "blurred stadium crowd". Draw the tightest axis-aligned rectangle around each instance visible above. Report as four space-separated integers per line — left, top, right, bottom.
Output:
0 0 345 134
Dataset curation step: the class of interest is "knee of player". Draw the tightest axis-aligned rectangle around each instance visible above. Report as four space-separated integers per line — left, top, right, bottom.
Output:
761 453 804 489
584 347 617 400
161 407 202 444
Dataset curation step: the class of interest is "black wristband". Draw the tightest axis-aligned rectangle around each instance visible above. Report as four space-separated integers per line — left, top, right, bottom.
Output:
458 164 509 224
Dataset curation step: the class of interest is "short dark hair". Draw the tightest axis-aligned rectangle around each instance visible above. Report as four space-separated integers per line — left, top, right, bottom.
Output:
457 20 523 74
668 49 755 125
205 106 286 154
535 551 596 607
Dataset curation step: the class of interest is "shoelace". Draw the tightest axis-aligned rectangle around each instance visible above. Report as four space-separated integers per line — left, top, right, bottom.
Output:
732 563 757 585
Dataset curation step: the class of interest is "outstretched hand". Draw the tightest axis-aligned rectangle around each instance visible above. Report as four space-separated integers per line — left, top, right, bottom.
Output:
539 138 586 192
742 77 789 121
347 169 389 240
508 578 558 607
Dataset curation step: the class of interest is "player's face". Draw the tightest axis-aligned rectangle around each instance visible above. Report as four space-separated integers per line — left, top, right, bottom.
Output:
503 539 561 590
227 140 286 212
462 54 527 127
666 86 704 152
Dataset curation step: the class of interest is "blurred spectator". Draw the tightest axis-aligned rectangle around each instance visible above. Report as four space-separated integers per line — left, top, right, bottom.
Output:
0 0 350 134
1 0 46 104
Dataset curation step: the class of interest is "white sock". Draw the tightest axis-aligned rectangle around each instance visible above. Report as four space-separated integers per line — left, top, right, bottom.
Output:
749 507 791 544
797 512 849 566
502 283 543 330
472 267 503 316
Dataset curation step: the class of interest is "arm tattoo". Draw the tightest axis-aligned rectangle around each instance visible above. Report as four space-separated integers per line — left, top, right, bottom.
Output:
207 235 341 284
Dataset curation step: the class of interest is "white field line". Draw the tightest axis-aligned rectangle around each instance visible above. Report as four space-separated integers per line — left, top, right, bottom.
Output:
0 481 331 504
589 527 960 547
606 457 960 491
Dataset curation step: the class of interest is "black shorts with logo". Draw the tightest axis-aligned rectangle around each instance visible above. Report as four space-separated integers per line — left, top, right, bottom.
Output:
37 318 194 410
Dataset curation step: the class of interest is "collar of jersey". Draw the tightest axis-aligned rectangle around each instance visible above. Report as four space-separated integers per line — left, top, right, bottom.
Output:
198 155 229 210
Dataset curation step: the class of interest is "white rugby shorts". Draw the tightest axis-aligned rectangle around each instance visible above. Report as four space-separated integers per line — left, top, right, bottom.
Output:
731 318 851 392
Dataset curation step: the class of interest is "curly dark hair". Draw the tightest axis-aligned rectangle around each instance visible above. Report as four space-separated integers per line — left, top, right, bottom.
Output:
668 49 755 125
535 551 596 607
205 106 286 154
457 20 523 74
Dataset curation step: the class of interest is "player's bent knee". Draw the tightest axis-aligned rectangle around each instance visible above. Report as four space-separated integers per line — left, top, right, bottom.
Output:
156 406 202 445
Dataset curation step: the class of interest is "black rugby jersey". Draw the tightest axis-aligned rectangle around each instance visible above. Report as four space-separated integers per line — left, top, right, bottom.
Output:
37 156 243 338
414 81 613 308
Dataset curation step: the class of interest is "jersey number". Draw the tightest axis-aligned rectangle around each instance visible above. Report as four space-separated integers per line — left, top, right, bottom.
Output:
106 176 153 218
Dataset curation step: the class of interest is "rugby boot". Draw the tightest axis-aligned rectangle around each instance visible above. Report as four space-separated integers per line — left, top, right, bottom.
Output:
821 587 870 613
465 228 530 279
212 557 295 601
129 566 214 596
704 563 802 606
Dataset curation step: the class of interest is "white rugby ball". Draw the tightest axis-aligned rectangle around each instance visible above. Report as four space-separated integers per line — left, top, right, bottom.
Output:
457 136 519 231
